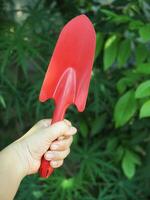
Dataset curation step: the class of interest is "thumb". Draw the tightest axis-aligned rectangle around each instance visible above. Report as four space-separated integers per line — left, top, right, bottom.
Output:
42 120 77 142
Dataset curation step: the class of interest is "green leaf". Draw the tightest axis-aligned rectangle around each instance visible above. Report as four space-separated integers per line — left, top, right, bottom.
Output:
135 80 150 99
32 191 43 199
103 34 119 70
95 32 104 60
98 0 116 6
130 152 141 166
117 39 131 66
117 77 133 94
0 95 6 108
136 63 150 74
122 150 136 179
101 9 118 18
101 9 131 24
91 114 107 136
107 137 118 152
135 43 148 64
79 120 89 138
116 145 124 161
139 24 150 42
140 100 150 118
117 72 140 94
1 48 12 74
114 90 137 127
129 20 144 30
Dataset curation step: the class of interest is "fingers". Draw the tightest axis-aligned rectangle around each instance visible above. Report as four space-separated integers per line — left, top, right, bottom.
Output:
44 149 70 161
50 160 63 168
56 119 72 141
43 119 74 169
43 120 77 142
51 136 73 151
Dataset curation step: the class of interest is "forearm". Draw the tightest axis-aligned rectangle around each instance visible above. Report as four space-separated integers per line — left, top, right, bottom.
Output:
0 142 27 200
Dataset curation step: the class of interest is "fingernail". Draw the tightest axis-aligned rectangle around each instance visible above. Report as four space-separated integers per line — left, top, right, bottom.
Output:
45 152 53 159
51 144 58 150
69 127 77 134
51 161 57 167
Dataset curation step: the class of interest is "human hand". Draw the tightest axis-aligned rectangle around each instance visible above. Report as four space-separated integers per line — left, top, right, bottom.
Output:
12 119 77 176
0 119 76 200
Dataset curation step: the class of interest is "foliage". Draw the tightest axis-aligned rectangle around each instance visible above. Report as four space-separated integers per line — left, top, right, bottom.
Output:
0 0 150 200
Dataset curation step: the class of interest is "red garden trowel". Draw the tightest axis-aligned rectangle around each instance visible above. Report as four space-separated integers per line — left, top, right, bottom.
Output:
39 15 96 178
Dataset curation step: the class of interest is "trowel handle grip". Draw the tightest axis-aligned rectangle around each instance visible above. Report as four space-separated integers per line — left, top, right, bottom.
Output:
39 104 66 178
39 156 54 178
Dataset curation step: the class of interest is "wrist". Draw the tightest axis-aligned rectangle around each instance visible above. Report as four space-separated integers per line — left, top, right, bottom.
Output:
1 141 28 179
13 141 29 177
0 142 29 200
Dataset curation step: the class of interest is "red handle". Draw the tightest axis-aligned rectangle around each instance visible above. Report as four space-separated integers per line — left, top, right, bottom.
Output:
39 156 54 178
39 103 66 178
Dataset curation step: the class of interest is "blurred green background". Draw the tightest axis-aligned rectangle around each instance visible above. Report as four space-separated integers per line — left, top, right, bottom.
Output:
0 0 150 199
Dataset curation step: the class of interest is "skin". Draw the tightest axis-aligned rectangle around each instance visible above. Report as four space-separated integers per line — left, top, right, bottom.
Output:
0 119 77 200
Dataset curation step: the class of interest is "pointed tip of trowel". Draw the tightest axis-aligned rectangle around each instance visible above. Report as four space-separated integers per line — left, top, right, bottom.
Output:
72 14 96 33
